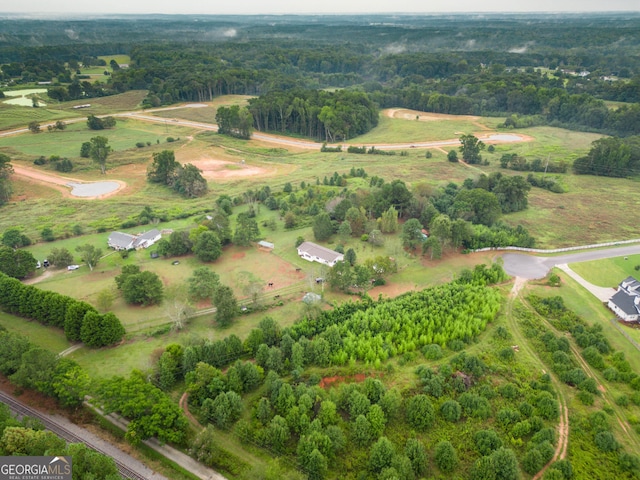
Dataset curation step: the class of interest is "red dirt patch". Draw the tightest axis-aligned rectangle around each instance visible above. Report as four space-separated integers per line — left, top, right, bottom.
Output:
319 373 367 389
231 252 246 260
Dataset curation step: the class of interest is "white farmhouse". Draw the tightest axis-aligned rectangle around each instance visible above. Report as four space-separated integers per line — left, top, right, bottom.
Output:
108 229 162 251
608 276 640 322
297 241 344 267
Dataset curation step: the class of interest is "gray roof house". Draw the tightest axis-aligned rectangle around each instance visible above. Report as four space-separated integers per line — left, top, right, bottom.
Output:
296 241 344 267
608 276 640 322
108 229 161 251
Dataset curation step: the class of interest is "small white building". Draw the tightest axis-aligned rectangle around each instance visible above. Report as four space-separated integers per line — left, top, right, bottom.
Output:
108 229 161 251
297 241 344 267
608 276 640 322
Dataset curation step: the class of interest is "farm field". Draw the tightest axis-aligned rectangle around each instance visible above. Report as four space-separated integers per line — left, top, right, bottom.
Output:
2 93 640 480
1 97 633 249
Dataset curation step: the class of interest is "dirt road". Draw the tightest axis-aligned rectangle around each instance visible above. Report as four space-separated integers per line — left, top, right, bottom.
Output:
12 165 126 199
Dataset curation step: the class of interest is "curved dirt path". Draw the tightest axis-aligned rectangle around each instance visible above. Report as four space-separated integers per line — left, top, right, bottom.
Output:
508 278 570 479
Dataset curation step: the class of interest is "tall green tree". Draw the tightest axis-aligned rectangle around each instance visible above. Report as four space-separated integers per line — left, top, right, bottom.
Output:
233 212 260 246
313 213 334 241
379 206 399 233
401 218 423 250
89 136 111 174
187 267 220 301
147 150 178 184
0 247 37 279
459 134 485 164
213 285 238 327
1 228 29 249
121 271 164 306
48 247 74 268
193 231 222 262
75 244 102 271
493 175 531 213
0 153 14 205
173 163 208 198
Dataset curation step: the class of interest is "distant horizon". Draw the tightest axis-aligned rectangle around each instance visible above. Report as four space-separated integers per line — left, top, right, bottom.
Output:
0 0 638 17
1 10 640 17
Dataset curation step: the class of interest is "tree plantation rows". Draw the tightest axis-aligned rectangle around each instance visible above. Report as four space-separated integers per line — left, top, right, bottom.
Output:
515 296 640 478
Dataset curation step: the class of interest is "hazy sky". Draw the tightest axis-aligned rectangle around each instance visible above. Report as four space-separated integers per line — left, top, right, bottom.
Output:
3 0 639 15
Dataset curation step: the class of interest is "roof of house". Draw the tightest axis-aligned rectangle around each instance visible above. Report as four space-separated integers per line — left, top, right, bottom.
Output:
620 276 640 294
109 229 161 249
297 241 343 263
610 290 640 316
108 232 135 249
136 229 161 243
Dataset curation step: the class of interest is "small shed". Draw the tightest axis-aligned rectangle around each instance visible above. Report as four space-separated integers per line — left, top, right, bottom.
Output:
258 240 275 251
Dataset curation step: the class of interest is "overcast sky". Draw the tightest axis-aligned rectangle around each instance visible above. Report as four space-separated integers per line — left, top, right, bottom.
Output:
2 0 639 16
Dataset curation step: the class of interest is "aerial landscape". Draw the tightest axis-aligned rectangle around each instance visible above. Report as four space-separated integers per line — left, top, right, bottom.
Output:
0 7 640 480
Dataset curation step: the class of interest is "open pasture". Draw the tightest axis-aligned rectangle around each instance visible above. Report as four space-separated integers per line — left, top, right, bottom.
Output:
348 109 503 145
0 118 183 161
1 101 637 251
0 102 78 131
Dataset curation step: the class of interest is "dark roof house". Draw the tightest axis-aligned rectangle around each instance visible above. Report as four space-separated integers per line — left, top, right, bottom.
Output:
608 276 640 322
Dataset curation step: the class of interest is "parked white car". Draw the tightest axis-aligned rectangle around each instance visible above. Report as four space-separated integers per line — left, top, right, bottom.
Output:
67 265 80 270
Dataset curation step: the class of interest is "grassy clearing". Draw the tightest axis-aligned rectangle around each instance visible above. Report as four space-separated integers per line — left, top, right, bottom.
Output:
347 113 493 144
0 312 70 354
1 118 185 161
0 103 79 131
569 255 640 288
3 104 634 250
98 55 131 65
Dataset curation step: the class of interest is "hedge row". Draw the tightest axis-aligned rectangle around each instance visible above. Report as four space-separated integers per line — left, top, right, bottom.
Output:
0 273 124 347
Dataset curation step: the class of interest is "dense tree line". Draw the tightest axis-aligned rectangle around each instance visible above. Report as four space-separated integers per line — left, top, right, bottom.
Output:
573 136 640 177
0 272 124 347
247 89 379 141
3 15 639 137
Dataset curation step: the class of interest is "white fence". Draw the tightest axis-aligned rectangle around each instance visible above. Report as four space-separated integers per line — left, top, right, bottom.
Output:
473 238 640 254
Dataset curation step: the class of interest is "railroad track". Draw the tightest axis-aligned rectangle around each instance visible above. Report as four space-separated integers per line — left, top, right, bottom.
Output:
0 391 148 480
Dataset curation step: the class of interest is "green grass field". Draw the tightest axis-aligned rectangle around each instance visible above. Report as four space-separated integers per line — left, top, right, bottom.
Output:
0 119 175 160
346 113 502 144
569 255 640 288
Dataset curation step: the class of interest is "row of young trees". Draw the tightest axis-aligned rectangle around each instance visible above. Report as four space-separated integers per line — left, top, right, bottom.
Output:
0 272 124 347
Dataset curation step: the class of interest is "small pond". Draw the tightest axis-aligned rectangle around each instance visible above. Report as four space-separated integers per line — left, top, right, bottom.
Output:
66 182 121 197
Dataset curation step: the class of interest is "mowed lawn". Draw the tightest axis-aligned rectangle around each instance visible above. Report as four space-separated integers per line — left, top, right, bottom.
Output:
347 113 498 144
0 118 184 160
569 254 640 288
0 313 71 354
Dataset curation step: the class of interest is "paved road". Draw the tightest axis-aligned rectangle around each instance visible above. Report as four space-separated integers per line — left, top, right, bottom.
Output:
502 244 640 279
